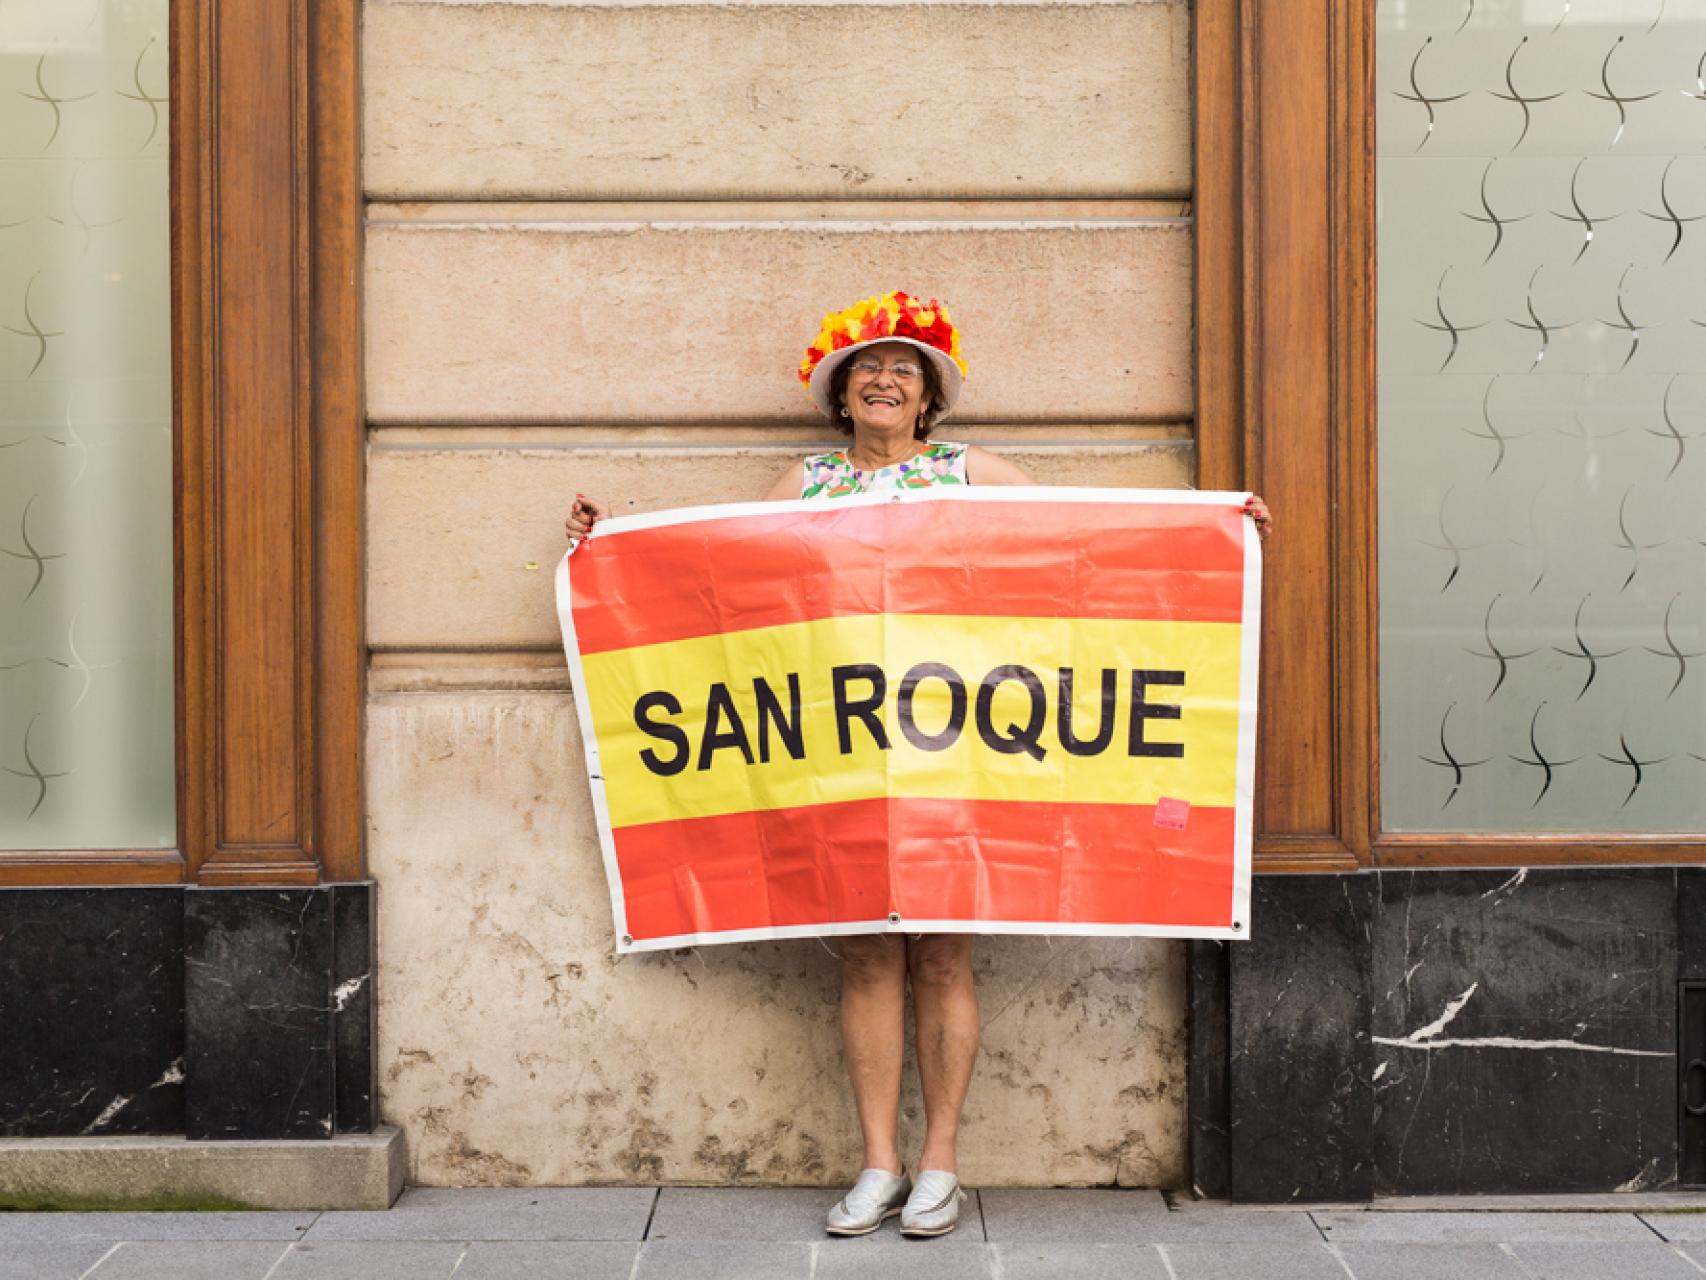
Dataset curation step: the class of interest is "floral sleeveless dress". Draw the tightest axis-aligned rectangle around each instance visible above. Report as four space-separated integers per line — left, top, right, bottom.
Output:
799 441 969 499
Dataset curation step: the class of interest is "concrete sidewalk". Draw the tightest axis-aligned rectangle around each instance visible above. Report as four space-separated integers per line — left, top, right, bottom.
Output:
5 1187 1706 1279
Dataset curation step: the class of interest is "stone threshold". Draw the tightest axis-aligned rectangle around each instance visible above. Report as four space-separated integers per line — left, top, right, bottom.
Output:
1175 1190 1706 1213
0 1126 405 1212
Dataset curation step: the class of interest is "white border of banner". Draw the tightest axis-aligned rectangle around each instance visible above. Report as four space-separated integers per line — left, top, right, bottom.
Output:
556 485 1260 954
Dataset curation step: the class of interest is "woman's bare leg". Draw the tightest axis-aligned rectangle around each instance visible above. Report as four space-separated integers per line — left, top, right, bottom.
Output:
839 934 908 1175
907 935 979 1175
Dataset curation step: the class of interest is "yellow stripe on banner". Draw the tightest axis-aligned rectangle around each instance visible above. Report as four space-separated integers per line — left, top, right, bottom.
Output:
582 614 1244 829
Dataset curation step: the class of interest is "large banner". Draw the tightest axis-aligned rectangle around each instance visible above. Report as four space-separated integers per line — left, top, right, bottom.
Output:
556 488 1260 953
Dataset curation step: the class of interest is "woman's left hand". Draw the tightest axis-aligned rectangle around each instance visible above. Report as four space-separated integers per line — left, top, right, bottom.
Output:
1243 494 1273 542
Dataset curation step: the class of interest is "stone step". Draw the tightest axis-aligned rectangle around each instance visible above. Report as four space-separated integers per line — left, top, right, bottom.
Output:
0 1128 405 1213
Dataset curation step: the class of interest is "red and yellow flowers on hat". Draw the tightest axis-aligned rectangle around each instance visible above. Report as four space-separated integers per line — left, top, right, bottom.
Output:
799 291 968 423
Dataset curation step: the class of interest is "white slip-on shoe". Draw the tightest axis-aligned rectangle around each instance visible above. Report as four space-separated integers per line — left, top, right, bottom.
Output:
826 1167 912 1236
899 1170 965 1238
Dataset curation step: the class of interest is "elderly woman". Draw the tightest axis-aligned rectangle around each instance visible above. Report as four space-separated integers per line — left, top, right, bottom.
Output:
566 292 1271 1239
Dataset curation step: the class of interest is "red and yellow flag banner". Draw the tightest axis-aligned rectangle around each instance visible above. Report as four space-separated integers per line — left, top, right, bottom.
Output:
556 488 1260 953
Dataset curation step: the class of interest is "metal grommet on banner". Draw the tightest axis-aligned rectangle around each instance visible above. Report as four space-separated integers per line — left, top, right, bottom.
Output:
1231 922 1243 933
621 933 633 947
887 912 902 926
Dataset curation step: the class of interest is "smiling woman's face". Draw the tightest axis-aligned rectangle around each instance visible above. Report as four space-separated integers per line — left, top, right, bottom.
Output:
840 341 929 441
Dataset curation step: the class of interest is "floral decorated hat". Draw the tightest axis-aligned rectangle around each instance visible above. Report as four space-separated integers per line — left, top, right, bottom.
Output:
799 291 967 423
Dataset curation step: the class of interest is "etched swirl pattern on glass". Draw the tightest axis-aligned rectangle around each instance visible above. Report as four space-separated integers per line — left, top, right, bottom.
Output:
1 0 173 847
1379 0 1706 831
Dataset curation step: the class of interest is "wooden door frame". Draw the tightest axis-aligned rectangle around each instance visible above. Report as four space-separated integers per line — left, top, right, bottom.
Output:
1195 0 1372 873
1194 0 1705 869
0 0 364 887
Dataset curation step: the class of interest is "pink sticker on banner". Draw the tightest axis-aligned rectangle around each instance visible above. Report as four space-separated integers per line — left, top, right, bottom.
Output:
1154 797 1190 830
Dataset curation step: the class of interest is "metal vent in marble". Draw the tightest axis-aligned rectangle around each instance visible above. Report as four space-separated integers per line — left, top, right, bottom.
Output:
1685 981 1706 1186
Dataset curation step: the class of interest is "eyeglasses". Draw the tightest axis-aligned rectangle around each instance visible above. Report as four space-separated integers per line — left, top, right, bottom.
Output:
847 358 922 381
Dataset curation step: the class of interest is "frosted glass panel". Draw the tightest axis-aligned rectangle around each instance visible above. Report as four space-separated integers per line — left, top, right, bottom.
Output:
0 0 173 847
1378 0 1706 831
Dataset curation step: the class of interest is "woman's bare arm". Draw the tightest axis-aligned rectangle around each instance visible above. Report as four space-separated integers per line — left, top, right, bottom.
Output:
570 459 804 546
763 458 806 502
964 445 1034 487
966 448 1273 540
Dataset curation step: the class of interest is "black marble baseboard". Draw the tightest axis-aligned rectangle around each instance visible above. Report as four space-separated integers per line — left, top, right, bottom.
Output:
185 888 336 1140
332 883 377 1134
0 887 185 1137
1680 868 1706 982
1186 941 1231 1199
1229 875 1375 1203
1193 866 1691 1200
0 882 377 1141
1371 867 1676 1196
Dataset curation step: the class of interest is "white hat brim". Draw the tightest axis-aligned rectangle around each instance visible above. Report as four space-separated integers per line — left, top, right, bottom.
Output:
807 336 964 423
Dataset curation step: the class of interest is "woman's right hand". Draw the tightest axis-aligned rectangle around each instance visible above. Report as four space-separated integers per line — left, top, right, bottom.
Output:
565 493 610 546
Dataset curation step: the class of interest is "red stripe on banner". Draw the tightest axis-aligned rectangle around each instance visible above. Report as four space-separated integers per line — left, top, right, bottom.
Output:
612 798 1236 942
572 500 1246 655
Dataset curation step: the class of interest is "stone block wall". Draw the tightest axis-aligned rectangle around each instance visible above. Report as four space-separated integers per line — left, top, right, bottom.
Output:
362 0 1198 1186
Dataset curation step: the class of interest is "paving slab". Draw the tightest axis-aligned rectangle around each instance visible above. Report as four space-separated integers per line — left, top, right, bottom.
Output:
303 1186 655 1241
981 1190 1318 1243
1313 1211 1655 1244
994 1242 1171 1280
647 1186 982 1244
1682 1243 1706 1269
1333 1243 1530 1280
647 1187 831 1242
269 1240 468 1279
0 1210 317 1244
815 1241 997 1278
632 1240 811 1279
1138 1201 1334 1242
1642 1214 1706 1242
0 1241 119 1280
1506 1242 1706 1279
86 1240 291 1279
1162 1242 1349 1280
457 1241 642 1280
